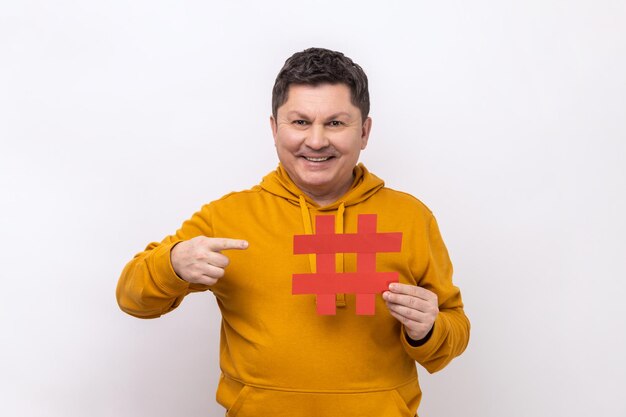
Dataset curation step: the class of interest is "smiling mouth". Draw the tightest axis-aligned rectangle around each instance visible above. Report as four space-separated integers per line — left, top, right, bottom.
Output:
303 156 333 162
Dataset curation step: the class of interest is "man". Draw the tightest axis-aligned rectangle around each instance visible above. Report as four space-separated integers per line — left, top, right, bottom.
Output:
117 47 470 416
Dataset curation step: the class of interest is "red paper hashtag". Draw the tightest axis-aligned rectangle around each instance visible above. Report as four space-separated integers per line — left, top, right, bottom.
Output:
293 214 402 315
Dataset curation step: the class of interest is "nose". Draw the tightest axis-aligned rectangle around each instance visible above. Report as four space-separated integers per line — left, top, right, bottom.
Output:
304 124 329 150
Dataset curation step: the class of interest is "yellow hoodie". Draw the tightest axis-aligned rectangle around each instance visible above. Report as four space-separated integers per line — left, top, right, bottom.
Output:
116 164 470 417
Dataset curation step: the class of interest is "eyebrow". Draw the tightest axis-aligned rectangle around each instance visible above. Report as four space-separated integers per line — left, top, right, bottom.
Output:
285 111 353 120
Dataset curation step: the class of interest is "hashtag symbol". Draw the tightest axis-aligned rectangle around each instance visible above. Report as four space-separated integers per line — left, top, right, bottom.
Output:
292 214 402 315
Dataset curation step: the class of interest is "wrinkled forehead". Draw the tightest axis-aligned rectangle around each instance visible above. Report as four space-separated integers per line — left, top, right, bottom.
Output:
278 83 360 118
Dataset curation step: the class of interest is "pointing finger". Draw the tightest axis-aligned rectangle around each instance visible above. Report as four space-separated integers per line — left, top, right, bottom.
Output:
206 238 249 252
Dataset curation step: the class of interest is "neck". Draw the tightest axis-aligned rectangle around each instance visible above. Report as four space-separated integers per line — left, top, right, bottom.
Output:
302 176 353 207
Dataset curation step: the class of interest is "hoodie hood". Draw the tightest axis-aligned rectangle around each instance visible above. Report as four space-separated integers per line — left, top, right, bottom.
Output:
259 162 385 210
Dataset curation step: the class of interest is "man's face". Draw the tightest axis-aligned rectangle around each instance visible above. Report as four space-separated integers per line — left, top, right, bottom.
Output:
270 83 372 205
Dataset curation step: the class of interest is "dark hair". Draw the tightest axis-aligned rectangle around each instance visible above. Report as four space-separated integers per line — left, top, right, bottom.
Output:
271 47 370 120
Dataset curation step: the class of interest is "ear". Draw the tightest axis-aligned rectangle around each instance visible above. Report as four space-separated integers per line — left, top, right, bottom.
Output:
270 115 278 144
360 117 372 150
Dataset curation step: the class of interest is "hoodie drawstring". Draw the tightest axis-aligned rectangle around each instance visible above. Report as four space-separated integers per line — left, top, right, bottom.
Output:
298 196 347 309
335 202 346 307
298 195 316 274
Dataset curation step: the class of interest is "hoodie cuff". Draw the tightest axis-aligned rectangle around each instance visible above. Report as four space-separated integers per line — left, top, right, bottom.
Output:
151 241 190 295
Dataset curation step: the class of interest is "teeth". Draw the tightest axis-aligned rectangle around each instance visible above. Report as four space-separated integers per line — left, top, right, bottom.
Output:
305 156 330 162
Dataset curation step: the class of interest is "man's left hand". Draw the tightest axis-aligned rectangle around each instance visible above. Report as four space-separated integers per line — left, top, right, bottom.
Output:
383 283 439 342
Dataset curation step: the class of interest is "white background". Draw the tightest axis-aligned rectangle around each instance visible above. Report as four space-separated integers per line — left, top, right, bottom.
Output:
1 1 625 416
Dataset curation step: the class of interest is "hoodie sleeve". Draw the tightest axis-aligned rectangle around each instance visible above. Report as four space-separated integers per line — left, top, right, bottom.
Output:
116 205 214 319
401 214 470 373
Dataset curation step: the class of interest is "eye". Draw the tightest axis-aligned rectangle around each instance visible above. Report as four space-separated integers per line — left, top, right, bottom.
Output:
292 120 308 126
328 120 344 127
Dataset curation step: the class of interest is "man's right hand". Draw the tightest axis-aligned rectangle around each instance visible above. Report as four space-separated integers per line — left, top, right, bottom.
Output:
170 237 249 285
